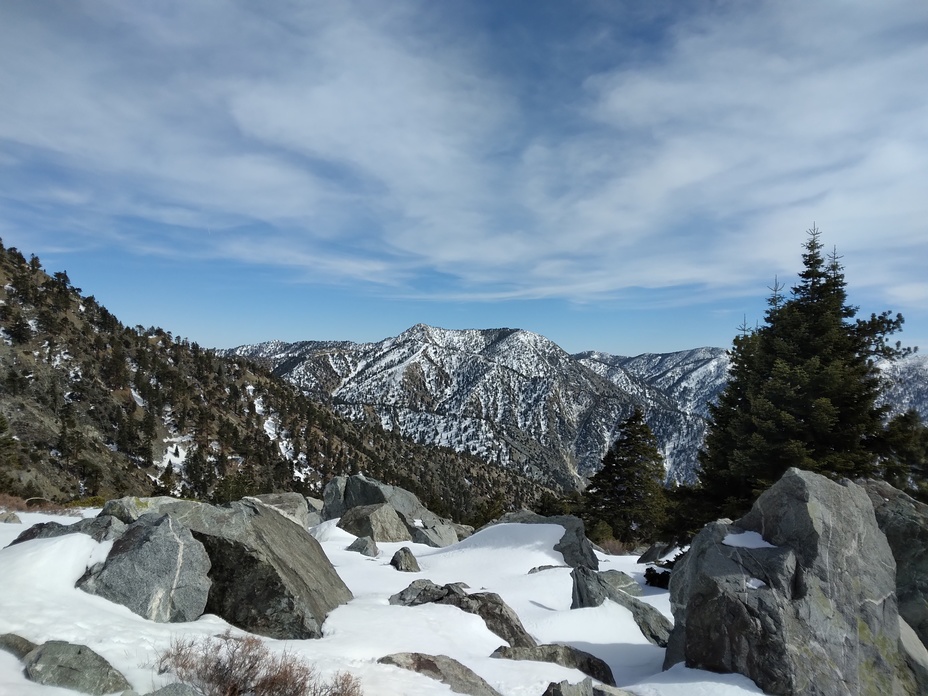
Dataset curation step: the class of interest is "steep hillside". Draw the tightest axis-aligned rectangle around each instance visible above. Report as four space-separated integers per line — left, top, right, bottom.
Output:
230 324 712 487
0 242 547 522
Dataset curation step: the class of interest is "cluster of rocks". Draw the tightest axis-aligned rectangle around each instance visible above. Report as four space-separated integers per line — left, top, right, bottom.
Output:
664 468 928 696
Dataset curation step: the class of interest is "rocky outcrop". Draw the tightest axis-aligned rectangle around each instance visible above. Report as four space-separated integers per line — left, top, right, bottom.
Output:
541 679 635 696
76 513 211 623
22 640 131 695
570 567 670 647
389 579 536 648
390 547 421 572
492 644 615 686
378 652 502 696
665 468 915 695
248 492 311 529
10 515 127 546
346 535 379 557
338 503 411 542
491 511 598 570
861 478 928 648
323 474 465 547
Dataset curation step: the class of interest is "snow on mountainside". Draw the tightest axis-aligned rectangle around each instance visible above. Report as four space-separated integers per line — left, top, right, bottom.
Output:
230 325 719 488
230 325 928 491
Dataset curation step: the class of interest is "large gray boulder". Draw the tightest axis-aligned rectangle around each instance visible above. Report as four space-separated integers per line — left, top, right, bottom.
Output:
338 503 412 542
492 644 615 686
860 479 928 648
22 640 132 695
0 510 21 523
9 515 127 546
187 499 352 639
103 496 352 639
570 567 670 647
346 535 380 557
390 579 536 648
378 652 503 696
665 468 916 695
76 513 211 623
247 493 310 529
491 511 598 570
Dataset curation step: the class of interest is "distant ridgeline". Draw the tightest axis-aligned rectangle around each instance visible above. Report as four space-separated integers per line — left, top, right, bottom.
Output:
228 326 928 491
0 240 548 524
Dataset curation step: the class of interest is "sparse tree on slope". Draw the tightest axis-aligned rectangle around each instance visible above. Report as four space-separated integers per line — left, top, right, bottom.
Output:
584 407 666 544
698 226 913 520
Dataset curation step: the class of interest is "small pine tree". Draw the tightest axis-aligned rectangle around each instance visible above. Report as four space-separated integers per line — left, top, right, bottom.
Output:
583 407 667 544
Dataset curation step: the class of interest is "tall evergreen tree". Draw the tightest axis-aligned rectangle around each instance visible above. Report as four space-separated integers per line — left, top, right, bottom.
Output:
583 407 666 543
698 227 910 519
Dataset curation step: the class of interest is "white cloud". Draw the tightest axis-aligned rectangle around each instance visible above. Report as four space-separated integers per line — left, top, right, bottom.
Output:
0 0 926 313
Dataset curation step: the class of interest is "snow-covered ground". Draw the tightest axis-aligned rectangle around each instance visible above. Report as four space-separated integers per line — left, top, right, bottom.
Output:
0 511 763 695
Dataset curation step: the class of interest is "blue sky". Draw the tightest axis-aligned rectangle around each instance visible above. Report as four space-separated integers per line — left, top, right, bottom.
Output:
1 1 927 356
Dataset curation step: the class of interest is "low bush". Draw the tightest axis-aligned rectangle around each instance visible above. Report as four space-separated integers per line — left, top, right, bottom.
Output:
157 630 362 696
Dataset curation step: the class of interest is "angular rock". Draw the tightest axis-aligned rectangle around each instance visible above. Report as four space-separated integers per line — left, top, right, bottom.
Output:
76 512 211 623
99 496 202 524
248 493 310 529
636 541 677 565
542 679 635 696
22 640 132 695
492 644 615 686
571 567 670 647
346 535 379 557
491 511 598 570
378 652 502 696
189 499 352 639
861 478 928 648
390 546 421 572
9 515 127 546
306 496 324 527
323 474 463 546
665 468 913 696
0 510 20 523
900 617 928 695
0 633 38 659
599 569 642 597
389 579 536 648
338 503 411 542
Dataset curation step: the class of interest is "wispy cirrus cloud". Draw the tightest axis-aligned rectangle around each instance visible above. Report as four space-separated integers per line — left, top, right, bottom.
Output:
0 0 926 316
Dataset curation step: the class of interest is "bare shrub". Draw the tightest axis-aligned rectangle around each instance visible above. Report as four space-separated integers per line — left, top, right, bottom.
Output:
596 537 636 556
0 493 75 515
157 630 362 696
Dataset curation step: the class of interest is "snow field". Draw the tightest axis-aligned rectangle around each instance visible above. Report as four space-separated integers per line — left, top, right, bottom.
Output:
0 513 763 695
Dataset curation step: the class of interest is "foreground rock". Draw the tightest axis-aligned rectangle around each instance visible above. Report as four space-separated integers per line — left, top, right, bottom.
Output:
98 495 352 639
665 468 917 695
76 513 211 623
492 644 615 686
10 515 127 546
390 579 536 648
491 511 598 570
571 567 670 647
22 640 131 695
861 479 928 648
379 652 502 696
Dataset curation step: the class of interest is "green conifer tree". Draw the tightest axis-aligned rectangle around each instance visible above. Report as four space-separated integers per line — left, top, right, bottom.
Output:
583 407 667 543
699 227 911 519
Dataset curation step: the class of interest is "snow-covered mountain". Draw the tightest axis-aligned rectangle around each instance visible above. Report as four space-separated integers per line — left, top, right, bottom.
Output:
231 325 928 492
229 325 726 488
